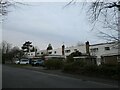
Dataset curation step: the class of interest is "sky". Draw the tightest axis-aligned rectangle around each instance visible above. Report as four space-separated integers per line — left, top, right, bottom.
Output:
2 2 106 50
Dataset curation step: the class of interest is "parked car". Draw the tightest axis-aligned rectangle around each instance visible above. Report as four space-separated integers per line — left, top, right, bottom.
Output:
31 59 44 66
20 59 29 64
14 60 20 64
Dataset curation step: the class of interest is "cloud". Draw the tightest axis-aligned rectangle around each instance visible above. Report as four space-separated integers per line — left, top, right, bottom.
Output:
3 2 102 49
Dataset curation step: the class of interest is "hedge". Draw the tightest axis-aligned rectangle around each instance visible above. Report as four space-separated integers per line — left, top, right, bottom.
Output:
44 59 63 70
62 61 120 80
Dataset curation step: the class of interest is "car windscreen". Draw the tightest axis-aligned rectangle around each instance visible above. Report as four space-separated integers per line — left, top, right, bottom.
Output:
21 60 29 62
32 60 37 62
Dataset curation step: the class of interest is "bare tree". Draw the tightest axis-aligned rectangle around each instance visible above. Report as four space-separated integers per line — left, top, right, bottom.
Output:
1 41 12 64
76 41 84 46
9 46 21 62
0 0 29 22
65 0 120 42
0 0 12 16
87 0 120 42
1 40 11 54
0 41 24 63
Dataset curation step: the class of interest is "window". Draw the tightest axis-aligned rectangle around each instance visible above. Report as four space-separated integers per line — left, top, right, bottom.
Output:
37 53 39 54
41 52 43 54
90 48 98 52
105 47 110 50
54 51 56 54
65 50 71 53
74 49 77 51
49 52 52 54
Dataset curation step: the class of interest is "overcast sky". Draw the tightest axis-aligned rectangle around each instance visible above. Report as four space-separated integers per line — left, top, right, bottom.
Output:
3 2 106 50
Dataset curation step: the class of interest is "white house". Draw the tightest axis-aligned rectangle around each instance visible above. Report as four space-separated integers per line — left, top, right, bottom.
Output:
37 45 86 56
24 52 36 58
90 42 118 65
37 41 118 65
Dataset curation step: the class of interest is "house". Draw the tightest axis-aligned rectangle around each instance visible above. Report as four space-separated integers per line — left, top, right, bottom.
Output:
44 55 65 61
37 41 118 65
23 52 36 58
90 42 118 65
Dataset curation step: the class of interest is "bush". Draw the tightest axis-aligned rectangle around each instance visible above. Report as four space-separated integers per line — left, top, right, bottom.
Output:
63 61 119 80
44 59 63 70
63 61 86 73
63 63 79 72
83 64 99 73
73 61 87 67
98 64 119 76
100 63 118 67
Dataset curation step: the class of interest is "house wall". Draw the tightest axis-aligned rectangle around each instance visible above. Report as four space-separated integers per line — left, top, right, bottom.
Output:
90 43 118 58
24 52 36 58
65 45 86 56
101 55 118 64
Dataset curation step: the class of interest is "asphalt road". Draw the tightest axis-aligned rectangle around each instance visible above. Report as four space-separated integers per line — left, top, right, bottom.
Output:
0 64 2 89
2 65 119 88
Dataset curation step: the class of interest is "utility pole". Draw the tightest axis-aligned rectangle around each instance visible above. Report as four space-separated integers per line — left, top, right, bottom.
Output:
118 1 120 62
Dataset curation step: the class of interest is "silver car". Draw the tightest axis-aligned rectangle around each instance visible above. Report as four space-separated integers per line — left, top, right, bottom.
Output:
14 60 20 64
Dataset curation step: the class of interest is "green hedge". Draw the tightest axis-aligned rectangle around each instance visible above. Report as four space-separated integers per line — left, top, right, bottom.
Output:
63 63 79 72
63 61 120 80
44 59 63 70
98 64 120 79
63 61 87 73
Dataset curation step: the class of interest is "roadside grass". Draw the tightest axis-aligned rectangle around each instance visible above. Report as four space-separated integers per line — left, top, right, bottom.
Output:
9 64 32 68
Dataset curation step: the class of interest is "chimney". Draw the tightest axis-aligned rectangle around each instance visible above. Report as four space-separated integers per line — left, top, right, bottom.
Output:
62 45 65 55
86 41 90 55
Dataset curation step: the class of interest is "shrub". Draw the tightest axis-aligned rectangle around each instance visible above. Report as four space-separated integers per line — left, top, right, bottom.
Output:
73 60 87 67
83 64 99 73
63 63 78 72
63 61 120 80
98 64 118 76
66 56 74 63
44 59 63 70
100 63 118 67
63 61 86 73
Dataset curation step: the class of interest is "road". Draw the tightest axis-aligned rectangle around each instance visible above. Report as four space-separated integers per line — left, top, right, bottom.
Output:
0 64 2 89
2 65 118 88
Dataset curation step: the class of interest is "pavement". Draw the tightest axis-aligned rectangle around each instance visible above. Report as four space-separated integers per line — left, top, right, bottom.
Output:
2 64 119 88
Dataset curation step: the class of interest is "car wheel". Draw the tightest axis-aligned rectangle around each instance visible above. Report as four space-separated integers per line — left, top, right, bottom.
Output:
36 63 39 66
